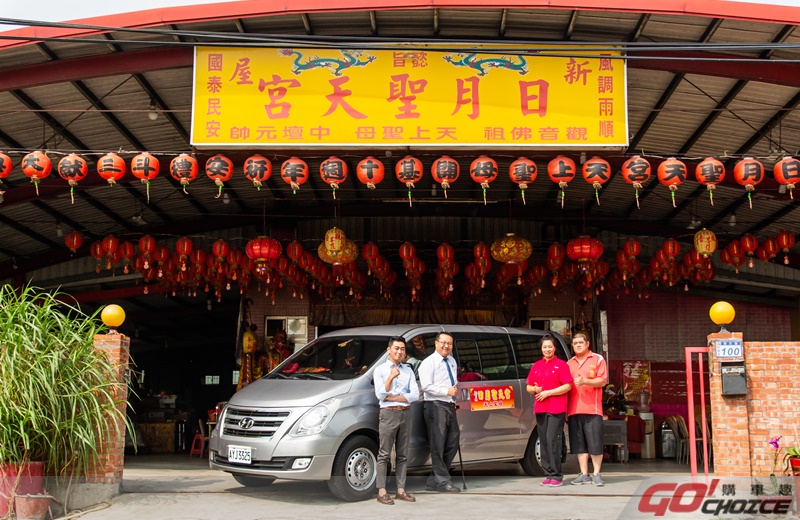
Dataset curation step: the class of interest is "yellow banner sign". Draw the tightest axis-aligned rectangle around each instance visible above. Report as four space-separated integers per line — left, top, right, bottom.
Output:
191 45 627 149
469 385 515 411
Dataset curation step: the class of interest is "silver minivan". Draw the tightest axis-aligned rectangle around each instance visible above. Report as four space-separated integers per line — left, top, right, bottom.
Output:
209 324 571 501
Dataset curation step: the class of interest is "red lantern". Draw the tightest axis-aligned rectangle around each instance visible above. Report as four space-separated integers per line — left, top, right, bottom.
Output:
437 243 455 264
319 156 348 199
582 156 611 205
0 151 12 183
361 242 379 263
175 236 194 271
56 153 88 204
395 155 423 206
101 235 119 270
89 240 104 273
169 153 198 193
242 154 272 191
740 233 758 268
138 234 156 269
763 237 779 260
399 242 416 261
773 156 800 200
131 152 160 203
205 154 234 198
661 238 680 259
64 230 83 253
355 156 384 189
430 155 460 199
657 157 686 207
623 238 641 259
21 151 52 196
733 157 764 209
547 155 576 208
777 229 795 264
284 240 302 261
508 157 537 205
119 241 136 274
246 236 272 274
695 157 725 206
470 155 498 205
620 155 651 208
97 152 126 186
566 237 604 263
281 156 308 194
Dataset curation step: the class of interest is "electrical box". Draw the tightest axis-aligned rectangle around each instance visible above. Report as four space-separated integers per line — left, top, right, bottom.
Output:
721 361 747 396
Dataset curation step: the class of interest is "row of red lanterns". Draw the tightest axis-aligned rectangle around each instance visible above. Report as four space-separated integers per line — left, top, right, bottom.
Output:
5 150 799 208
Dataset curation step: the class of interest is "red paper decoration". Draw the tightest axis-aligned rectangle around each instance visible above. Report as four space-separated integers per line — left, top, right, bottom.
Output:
131 152 160 203
355 156 384 189
777 230 795 264
695 157 725 206
582 156 611 205
170 153 199 193
21 151 52 196
64 231 83 253
547 155 576 208
320 156 348 198
205 154 234 198
281 156 308 194
431 155 460 198
620 155 651 208
657 157 687 207
97 152 126 186
733 157 764 209
57 153 88 204
773 156 800 200
242 154 272 191
509 157 537 205
0 151 12 182
395 155 423 206
470 155 498 205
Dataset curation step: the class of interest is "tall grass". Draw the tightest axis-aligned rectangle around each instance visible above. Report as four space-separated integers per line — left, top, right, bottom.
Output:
0 285 131 475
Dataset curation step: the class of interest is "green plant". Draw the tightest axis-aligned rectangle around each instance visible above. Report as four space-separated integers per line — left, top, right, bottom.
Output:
0 284 132 476
784 445 800 473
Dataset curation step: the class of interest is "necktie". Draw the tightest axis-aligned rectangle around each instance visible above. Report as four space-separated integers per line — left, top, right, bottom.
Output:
443 358 456 402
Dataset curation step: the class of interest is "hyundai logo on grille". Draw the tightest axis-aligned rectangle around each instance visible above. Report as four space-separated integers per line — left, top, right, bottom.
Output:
239 417 255 429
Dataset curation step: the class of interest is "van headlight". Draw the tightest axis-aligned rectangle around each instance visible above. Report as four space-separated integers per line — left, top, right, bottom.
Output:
290 398 340 437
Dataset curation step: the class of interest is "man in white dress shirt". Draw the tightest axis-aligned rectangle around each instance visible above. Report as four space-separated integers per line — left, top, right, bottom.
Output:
417 332 461 493
373 336 420 504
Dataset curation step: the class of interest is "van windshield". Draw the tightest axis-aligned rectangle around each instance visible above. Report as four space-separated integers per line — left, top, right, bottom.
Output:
266 335 390 380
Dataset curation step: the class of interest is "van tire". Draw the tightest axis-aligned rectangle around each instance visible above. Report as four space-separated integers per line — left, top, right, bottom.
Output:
232 474 276 487
520 429 546 476
327 435 378 501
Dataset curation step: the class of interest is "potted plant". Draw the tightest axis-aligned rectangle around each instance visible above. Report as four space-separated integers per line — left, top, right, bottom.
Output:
784 445 800 474
0 285 132 517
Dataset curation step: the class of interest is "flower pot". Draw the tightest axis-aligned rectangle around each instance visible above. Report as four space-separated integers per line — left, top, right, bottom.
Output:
14 494 52 520
0 462 44 517
790 457 800 474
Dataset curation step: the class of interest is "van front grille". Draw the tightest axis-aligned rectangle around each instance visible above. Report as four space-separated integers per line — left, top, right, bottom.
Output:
223 406 291 438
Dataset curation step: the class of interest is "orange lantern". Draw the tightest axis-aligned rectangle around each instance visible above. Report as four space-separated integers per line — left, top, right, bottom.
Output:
395 155 423 206
97 152 126 186
431 155 460 198
57 153 88 204
470 155 498 205
281 156 308 194
131 152 160 203
64 230 83 253
695 157 725 206
777 229 795 265
657 157 687 208
355 156 384 189
325 227 346 254
170 153 199 193
773 156 800 200
205 154 234 198
582 156 611 205
21 150 52 196
0 151 12 184
620 155 651 209
320 155 348 199
242 154 272 191
733 157 764 209
508 157 537 205
547 155 576 208
693 228 717 258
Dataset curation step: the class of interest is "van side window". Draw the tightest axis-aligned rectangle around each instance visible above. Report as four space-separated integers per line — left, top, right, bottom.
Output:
404 334 435 377
454 335 516 381
511 334 545 375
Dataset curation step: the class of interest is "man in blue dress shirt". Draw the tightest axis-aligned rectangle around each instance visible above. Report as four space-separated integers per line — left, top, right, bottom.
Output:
373 336 420 505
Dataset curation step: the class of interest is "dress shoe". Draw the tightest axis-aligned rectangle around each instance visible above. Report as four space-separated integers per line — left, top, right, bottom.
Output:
395 491 416 502
436 482 461 493
377 493 394 505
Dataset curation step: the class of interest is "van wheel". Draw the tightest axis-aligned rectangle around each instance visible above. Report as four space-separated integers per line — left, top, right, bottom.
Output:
327 435 378 502
520 429 546 476
232 474 276 487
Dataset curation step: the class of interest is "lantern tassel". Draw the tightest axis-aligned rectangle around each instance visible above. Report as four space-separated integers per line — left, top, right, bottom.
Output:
521 188 526 205
216 184 223 198
595 189 600 205
291 181 299 195
788 184 795 199
669 185 677 207
34 179 40 196
145 181 151 203
406 182 414 207
331 184 337 200
709 190 714 206
481 182 490 205
559 181 568 209
70 186 74 205
747 188 753 209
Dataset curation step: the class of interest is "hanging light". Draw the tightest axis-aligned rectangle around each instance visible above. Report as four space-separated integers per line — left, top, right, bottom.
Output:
148 100 158 121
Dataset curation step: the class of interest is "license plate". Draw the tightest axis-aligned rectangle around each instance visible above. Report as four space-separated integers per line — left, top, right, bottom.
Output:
228 445 252 464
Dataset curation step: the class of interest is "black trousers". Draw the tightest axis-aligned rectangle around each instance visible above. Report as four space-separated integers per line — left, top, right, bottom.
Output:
536 412 566 480
424 400 460 487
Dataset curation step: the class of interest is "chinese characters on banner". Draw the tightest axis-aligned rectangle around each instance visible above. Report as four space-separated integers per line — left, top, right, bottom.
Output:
622 361 651 402
191 45 627 148
469 385 515 411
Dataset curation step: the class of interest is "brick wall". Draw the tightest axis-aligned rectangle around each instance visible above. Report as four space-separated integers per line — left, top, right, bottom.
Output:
708 332 800 477
600 291 792 361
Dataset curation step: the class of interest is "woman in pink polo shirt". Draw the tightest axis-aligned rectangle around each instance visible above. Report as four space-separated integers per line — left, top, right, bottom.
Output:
526 334 573 487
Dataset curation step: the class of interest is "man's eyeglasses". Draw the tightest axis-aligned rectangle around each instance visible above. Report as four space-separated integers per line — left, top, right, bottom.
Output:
436 341 453 347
